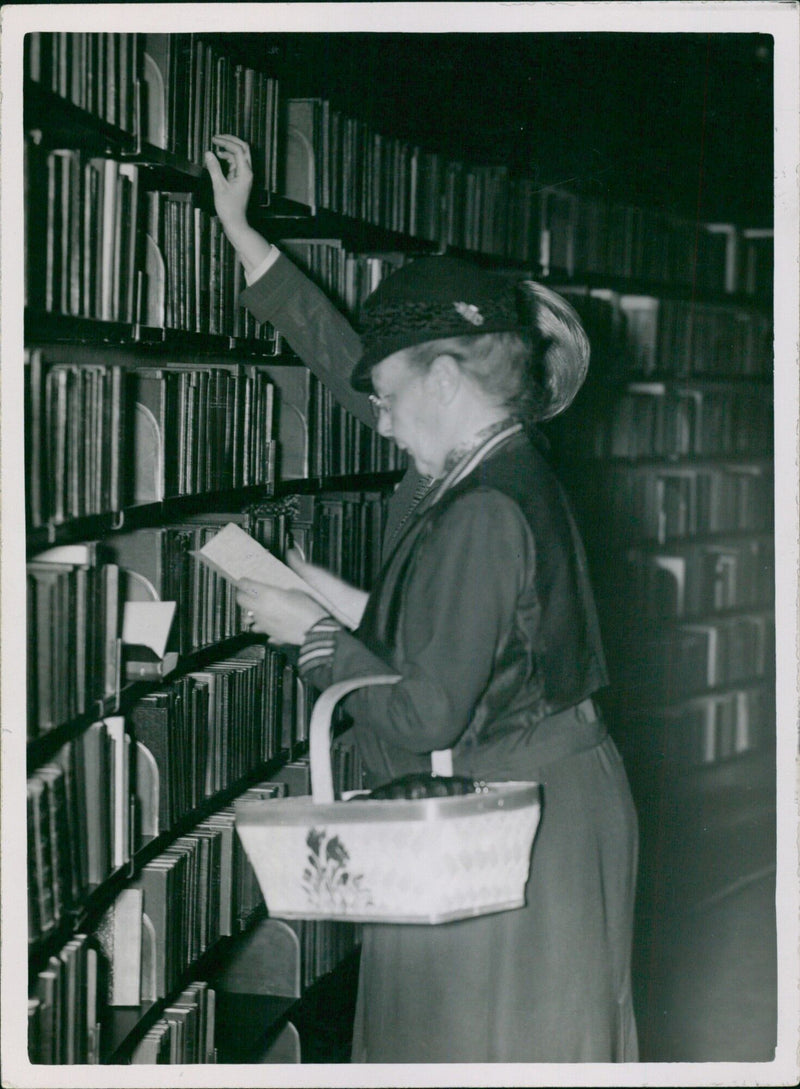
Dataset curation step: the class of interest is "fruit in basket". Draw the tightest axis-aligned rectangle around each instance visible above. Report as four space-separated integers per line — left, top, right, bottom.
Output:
360 772 489 800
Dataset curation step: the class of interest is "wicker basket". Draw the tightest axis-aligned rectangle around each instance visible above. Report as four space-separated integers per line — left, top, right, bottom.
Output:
235 675 542 924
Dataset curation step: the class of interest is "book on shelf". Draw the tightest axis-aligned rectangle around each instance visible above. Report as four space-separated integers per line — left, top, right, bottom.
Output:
103 715 132 868
704 223 739 294
95 887 144 1007
143 33 279 186
28 931 101 1064
634 683 774 768
129 980 216 1064
34 149 142 324
282 98 321 212
128 644 289 837
130 362 276 503
26 32 142 133
25 352 130 527
740 228 773 298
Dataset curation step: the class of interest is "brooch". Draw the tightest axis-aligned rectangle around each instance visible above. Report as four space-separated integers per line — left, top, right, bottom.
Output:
454 301 485 326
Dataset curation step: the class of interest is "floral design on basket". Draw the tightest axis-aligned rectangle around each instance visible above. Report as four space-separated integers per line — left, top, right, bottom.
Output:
302 828 373 912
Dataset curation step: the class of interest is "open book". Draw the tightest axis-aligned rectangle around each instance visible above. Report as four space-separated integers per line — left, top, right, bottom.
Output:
192 522 345 622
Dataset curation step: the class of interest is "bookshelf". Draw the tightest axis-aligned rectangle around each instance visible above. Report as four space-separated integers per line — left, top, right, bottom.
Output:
23 31 774 1067
544 283 774 784
24 31 401 1066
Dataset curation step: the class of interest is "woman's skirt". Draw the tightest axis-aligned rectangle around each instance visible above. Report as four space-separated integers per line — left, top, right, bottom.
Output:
350 718 639 1063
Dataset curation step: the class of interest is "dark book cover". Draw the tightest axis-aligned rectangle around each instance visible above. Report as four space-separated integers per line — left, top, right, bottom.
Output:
130 690 174 830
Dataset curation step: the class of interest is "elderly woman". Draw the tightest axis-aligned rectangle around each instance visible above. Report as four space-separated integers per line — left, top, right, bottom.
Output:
206 137 639 1063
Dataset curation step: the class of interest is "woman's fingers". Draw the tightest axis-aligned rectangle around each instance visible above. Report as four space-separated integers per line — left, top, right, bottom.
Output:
212 134 252 165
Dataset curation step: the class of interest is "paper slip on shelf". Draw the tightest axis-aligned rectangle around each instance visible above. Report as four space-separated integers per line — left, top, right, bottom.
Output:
235 675 542 925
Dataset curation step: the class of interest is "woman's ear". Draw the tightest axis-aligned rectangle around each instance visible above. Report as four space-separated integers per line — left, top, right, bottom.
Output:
427 354 461 404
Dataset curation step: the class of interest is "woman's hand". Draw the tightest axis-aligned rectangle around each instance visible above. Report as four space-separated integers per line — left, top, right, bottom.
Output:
204 134 254 233
236 577 329 646
204 135 273 276
287 548 369 629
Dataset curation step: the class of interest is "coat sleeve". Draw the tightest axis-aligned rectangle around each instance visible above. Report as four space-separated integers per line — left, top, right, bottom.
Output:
240 251 424 537
301 489 537 756
239 252 374 428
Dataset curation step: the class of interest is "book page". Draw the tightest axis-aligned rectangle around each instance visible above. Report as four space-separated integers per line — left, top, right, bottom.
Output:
191 522 338 614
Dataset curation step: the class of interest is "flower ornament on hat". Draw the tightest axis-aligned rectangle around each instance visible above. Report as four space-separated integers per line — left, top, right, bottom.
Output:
350 255 590 420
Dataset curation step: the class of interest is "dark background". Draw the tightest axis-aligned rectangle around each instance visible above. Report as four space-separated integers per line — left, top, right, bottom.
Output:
248 32 774 228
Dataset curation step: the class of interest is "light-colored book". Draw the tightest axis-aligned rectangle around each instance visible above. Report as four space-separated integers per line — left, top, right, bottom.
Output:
191 522 339 617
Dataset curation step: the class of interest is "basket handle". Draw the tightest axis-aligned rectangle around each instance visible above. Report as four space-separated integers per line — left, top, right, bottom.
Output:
310 675 402 803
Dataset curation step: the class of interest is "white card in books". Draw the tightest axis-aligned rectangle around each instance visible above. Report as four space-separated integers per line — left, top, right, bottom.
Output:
192 522 338 614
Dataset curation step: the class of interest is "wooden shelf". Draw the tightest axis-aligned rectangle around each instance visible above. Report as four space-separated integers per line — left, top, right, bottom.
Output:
25 309 285 358
259 205 440 257
557 453 773 471
274 469 404 496
545 271 772 312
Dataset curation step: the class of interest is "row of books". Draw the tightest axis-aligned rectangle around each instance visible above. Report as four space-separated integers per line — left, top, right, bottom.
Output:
25 351 130 528
282 239 406 319
264 364 402 481
25 31 141 134
576 463 774 545
26 645 288 945
27 545 121 737
28 717 131 942
127 801 271 1002
282 96 772 294
142 189 280 341
26 346 278 527
128 981 216 1064
27 931 103 1064
25 347 397 531
614 538 774 621
558 287 773 378
284 917 361 994
636 684 774 768
624 610 774 704
131 362 277 504
25 147 141 323
564 205 771 298
128 648 290 833
563 383 772 461
24 141 282 346
28 800 257 1062
24 33 281 191
141 34 280 188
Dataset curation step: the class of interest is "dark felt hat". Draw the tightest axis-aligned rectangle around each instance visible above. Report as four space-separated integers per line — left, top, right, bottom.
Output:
350 255 590 420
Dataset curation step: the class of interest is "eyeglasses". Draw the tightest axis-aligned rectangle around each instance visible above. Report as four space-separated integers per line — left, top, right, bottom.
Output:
368 393 393 421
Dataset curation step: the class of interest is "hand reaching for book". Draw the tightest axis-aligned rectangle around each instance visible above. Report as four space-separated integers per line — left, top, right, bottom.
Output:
236 578 329 645
287 548 369 630
204 135 273 277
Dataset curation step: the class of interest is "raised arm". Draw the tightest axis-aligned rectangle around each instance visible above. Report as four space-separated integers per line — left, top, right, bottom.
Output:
205 134 373 428
205 136 423 559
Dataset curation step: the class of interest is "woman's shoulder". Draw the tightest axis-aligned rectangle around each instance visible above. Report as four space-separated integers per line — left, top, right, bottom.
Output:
433 480 532 542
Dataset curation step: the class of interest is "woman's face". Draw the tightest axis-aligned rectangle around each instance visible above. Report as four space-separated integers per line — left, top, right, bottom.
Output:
369 351 449 478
